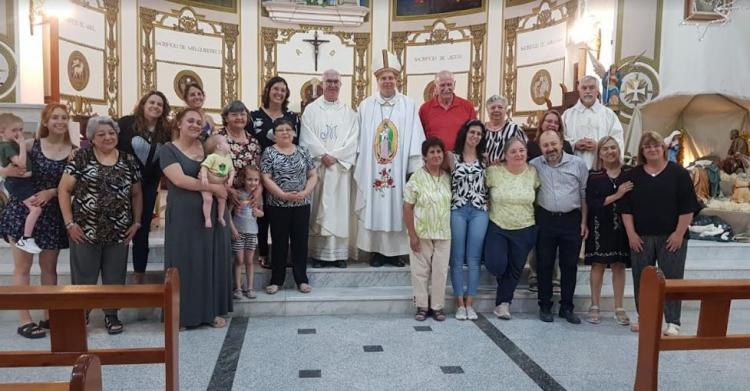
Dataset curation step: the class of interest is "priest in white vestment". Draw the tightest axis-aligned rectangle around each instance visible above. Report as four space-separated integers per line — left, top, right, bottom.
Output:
354 50 426 267
562 75 624 169
300 69 359 268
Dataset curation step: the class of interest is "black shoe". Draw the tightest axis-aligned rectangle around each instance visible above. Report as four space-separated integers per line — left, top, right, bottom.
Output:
559 309 581 324
369 254 384 267
387 256 406 267
335 260 347 268
539 308 554 323
312 260 325 268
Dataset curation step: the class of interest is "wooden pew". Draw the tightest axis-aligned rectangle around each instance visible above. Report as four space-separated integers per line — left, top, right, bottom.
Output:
0 268 180 391
634 266 750 390
0 354 102 391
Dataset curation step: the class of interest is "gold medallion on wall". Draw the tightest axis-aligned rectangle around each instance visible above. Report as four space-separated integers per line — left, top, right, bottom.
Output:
0 43 17 100
67 50 90 91
529 69 551 105
173 70 203 99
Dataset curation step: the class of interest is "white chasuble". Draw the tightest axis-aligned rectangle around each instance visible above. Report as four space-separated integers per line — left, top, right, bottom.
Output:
300 97 359 260
354 93 425 255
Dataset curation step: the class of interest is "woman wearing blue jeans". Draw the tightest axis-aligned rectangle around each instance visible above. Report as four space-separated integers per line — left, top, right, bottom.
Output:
448 119 489 320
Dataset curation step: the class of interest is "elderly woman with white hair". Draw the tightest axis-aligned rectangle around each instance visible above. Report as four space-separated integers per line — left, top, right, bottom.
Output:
484 95 527 165
58 115 143 335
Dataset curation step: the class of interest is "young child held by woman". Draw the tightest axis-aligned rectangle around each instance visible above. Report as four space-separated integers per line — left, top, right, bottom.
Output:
0 113 42 254
199 134 234 228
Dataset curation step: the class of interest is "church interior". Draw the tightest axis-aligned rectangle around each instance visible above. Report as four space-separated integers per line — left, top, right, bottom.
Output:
1 0 750 390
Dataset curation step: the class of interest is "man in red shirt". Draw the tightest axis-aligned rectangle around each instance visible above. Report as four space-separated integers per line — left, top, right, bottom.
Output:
419 70 477 151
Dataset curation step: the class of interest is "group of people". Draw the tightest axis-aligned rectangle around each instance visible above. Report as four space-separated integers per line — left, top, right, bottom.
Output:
0 50 698 338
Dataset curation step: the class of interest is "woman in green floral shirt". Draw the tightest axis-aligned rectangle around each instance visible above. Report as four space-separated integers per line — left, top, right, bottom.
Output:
403 138 452 321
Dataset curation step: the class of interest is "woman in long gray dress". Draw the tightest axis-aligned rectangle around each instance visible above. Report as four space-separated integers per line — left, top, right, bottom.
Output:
159 108 233 328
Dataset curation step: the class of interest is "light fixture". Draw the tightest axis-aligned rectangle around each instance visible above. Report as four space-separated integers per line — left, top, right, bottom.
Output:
29 0 74 35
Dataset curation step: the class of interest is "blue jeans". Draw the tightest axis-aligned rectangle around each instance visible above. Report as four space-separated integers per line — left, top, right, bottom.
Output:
484 222 537 305
449 205 489 297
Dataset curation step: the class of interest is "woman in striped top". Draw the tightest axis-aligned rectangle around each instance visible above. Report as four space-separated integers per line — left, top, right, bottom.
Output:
483 95 527 165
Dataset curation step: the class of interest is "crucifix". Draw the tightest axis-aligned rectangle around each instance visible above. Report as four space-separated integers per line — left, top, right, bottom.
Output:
303 31 330 72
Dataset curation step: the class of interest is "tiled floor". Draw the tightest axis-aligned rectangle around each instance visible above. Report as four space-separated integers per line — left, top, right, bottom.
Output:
1 308 749 390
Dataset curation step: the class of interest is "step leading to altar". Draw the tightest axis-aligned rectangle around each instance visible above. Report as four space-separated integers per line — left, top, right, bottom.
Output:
1 237 749 319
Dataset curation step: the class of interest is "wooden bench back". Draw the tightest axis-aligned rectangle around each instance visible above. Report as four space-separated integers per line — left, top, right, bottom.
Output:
0 268 180 391
634 266 750 390
0 354 102 391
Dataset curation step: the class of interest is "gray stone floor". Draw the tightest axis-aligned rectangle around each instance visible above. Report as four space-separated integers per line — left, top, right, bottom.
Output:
1 308 749 390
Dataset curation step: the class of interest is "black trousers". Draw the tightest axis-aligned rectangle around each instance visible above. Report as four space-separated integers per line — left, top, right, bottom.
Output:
535 208 582 312
132 180 159 273
257 193 270 257
267 204 310 286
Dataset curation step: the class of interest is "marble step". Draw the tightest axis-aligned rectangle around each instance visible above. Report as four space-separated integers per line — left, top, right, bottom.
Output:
2 259 749 290
2 238 750 265
0 284 639 321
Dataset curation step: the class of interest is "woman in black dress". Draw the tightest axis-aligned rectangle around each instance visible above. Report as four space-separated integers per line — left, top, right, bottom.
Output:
248 76 300 268
584 136 632 325
0 103 75 338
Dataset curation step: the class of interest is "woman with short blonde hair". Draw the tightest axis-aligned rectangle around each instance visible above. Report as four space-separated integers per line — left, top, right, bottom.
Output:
584 136 632 325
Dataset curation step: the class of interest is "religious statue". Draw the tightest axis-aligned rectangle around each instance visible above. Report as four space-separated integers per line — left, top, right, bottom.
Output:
730 172 750 203
720 129 750 174
601 64 622 107
665 130 682 164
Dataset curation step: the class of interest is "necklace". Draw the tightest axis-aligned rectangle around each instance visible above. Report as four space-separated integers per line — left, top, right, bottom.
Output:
379 100 395 123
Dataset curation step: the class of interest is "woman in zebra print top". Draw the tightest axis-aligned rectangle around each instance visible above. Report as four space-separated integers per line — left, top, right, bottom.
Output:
58 116 143 335
260 118 318 295
483 95 527 164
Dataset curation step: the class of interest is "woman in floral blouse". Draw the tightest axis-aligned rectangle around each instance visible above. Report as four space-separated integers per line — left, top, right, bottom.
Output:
404 137 452 322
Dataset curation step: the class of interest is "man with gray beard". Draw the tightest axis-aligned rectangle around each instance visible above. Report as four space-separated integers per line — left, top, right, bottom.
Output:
529 130 589 324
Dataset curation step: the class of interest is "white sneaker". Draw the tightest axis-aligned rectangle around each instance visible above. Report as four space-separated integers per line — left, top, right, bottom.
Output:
466 306 478 320
664 323 680 336
494 303 511 320
455 306 468 320
16 237 42 254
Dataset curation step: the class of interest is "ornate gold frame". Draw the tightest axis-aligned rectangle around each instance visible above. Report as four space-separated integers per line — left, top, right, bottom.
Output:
167 0 238 14
392 0 486 21
391 19 486 113
502 0 576 117
260 26 371 110
56 0 119 117
139 6 239 113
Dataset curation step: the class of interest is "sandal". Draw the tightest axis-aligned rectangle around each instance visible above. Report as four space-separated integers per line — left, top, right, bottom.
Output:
243 289 257 299
104 315 124 335
614 308 631 325
38 320 50 329
415 307 428 321
17 322 46 339
630 322 640 333
266 284 280 294
298 283 312 294
586 306 601 324
211 317 227 328
432 309 446 322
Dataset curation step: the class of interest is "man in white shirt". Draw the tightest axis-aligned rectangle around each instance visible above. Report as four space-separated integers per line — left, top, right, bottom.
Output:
300 69 359 268
562 75 624 169
354 50 426 267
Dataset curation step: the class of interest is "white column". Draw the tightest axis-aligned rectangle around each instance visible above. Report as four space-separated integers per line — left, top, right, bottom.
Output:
120 0 138 114
369 1 389 96
17 0 44 104
483 0 503 121
240 0 259 108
